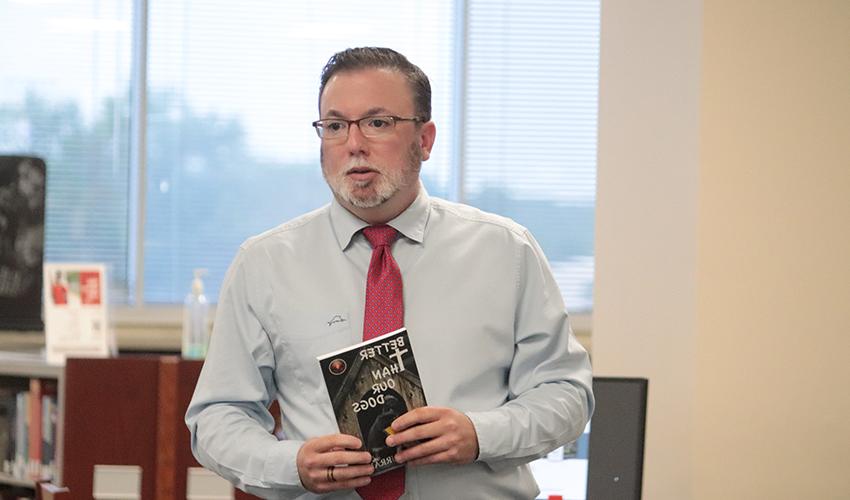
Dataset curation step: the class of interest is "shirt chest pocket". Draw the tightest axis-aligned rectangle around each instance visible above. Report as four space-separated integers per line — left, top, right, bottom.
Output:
272 311 358 404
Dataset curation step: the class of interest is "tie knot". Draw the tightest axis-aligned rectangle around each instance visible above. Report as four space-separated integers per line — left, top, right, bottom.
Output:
363 225 398 248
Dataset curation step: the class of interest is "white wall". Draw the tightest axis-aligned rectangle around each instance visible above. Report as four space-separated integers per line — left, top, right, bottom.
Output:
594 0 850 498
692 1 850 498
593 1 702 498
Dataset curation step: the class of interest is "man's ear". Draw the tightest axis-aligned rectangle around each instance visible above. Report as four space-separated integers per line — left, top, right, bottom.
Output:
419 121 437 161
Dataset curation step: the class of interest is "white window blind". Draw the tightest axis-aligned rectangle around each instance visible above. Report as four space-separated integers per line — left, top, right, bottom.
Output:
0 0 133 302
465 0 599 311
145 0 456 302
1 1 599 311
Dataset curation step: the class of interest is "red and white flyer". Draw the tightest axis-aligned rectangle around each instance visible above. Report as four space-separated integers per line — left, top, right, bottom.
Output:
42 263 110 365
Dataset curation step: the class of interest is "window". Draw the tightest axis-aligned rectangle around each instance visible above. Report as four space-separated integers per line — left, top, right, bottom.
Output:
0 0 598 313
0 0 134 301
464 0 599 311
144 0 456 303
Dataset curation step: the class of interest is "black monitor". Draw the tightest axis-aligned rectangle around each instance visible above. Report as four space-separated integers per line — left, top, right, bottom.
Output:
530 376 648 500
0 155 46 330
587 377 648 500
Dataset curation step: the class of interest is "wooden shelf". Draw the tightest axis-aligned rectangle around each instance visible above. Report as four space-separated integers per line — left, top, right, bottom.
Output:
0 471 36 489
0 352 62 379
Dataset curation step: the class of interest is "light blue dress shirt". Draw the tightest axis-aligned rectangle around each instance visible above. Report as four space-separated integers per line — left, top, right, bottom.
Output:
186 186 594 499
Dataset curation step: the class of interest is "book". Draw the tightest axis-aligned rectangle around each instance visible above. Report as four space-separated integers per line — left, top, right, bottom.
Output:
14 391 29 478
27 378 43 473
317 327 427 475
0 388 17 472
28 379 57 480
41 391 58 479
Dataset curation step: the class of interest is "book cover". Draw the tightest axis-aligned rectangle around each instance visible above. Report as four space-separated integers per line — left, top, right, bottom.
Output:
317 328 426 475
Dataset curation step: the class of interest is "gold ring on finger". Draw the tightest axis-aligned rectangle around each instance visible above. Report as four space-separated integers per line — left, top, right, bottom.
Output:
327 466 336 482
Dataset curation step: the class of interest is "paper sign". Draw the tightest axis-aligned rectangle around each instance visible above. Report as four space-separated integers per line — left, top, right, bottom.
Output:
43 262 110 365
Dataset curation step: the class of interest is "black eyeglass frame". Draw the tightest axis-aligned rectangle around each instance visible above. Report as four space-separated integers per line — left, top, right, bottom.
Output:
311 115 424 140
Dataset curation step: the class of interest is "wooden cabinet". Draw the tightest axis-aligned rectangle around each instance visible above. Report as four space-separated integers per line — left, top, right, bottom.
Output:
62 356 205 499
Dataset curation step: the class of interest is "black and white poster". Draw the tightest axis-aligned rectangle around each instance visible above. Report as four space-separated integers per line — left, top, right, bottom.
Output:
0 156 46 330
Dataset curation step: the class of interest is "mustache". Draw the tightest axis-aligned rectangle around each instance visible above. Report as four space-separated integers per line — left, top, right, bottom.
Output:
343 157 381 174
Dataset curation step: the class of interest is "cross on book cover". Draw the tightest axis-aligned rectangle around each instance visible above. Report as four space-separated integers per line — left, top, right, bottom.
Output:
317 327 426 475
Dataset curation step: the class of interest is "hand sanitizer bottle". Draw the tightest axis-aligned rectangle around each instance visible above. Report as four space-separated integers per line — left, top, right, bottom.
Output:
182 268 209 359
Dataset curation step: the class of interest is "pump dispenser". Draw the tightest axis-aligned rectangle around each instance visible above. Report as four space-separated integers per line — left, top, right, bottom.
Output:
182 268 209 359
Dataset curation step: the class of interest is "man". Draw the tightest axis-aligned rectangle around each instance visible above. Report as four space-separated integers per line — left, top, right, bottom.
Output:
186 47 593 499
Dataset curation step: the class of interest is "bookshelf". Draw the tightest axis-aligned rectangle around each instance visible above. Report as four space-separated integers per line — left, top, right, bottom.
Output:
0 353 264 499
0 352 64 500
0 353 271 499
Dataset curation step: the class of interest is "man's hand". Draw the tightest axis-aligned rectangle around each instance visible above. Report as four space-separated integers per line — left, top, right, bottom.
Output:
387 406 479 466
296 434 374 494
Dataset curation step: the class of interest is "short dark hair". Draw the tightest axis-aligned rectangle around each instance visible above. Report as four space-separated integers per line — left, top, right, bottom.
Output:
319 47 432 122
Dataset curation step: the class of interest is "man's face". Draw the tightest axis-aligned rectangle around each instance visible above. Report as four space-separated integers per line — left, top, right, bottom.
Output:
319 68 435 217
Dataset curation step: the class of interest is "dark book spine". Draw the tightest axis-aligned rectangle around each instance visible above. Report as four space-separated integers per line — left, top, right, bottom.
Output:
0 390 16 472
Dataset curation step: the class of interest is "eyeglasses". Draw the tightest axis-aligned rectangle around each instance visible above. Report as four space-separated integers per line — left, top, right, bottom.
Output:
311 115 423 141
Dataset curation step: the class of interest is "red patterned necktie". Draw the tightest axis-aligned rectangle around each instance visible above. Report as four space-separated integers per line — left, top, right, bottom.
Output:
357 224 405 500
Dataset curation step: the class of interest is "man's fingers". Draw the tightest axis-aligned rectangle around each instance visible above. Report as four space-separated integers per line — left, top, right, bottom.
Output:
306 464 373 494
389 409 468 447
308 463 373 485
297 435 374 494
307 433 363 453
394 434 449 463
326 449 374 467
326 464 375 483
300 448 372 470
387 407 479 466
387 420 438 448
391 406 441 432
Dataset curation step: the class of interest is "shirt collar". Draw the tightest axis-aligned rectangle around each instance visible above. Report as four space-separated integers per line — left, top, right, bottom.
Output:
330 182 430 250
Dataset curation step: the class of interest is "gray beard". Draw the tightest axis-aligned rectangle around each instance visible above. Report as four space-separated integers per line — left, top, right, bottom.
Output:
321 142 422 209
